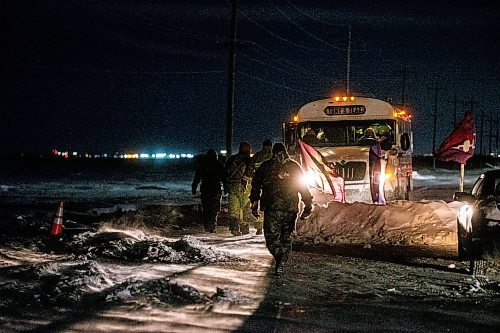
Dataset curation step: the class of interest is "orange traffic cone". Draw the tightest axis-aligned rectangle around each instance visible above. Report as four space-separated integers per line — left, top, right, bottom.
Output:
50 201 64 237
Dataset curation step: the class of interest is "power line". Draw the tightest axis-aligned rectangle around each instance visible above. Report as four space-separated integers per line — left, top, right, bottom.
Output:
285 0 337 27
6 63 225 76
242 44 335 81
236 5 323 52
70 0 227 45
239 71 322 96
268 0 345 51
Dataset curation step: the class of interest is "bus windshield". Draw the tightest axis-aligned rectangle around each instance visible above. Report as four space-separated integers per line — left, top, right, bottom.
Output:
298 120 395 148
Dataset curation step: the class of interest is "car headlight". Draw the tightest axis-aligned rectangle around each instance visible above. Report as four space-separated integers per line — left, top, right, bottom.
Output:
458 203 474 233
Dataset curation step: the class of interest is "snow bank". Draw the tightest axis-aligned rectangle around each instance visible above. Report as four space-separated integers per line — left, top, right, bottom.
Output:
0 261 113 308
296 200 461 246
68 230 235 263
106 277 210 304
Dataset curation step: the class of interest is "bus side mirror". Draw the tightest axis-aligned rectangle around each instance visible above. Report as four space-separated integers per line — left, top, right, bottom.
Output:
401 133 411 151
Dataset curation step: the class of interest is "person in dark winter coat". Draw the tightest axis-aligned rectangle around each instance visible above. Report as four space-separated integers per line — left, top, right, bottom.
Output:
224 142 253 236
250 142 313 276
247 139 273 235
192 149 225 233
358 128 386 204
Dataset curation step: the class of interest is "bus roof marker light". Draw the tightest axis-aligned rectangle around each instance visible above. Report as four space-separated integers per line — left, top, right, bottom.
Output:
350 96 355 101
293 115 299 122
342 96 348 101
334 96 340 102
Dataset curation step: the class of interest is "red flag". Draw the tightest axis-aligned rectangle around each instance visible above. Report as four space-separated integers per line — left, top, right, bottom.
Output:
298 140 345 203
434 112 476 164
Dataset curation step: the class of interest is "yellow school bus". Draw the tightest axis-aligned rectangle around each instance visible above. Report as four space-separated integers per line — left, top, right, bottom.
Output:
283 95 413 203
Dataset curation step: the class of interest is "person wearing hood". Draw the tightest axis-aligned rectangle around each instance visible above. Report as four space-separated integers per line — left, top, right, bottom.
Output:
247 139 273 235
223 141 253 236
192 149 225 233
250 142 313 276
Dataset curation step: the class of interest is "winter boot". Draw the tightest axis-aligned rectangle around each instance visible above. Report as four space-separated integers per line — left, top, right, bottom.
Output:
256 228 263 235
229 219 241 236
240 223 250 235
274 252 283 276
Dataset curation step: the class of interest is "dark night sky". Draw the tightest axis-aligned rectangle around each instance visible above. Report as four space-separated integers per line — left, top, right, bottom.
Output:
1 0 499 155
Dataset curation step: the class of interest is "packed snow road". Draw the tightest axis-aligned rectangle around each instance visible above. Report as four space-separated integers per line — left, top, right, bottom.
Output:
0 225 499 333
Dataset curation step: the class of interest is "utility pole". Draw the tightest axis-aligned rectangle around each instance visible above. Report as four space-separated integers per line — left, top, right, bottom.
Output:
346 24 351 95
225 0 238 156
496 115 499 157
488 114 493 156
401 67 406 107
399 65 416 108
479 102 484 157
452 94 457 127
447 95 470 128
432 80 439 169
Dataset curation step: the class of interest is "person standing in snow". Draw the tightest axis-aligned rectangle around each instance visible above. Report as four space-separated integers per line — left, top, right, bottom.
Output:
358 127 386 204
250 142 313 276
246 139 273 235
223 142 253 236
192 149 225 233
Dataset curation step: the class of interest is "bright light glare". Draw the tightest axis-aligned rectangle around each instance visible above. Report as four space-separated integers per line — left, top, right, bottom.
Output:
458 203 473 232
301 171 317 187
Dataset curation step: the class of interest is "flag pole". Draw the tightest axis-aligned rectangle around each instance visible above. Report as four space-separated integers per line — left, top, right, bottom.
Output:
460 163 465 192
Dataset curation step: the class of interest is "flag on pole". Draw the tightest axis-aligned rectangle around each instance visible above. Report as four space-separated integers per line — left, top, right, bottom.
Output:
433 111 476 164
298 140 345 203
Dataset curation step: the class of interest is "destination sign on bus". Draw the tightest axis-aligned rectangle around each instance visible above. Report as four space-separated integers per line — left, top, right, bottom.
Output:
324 105 366 116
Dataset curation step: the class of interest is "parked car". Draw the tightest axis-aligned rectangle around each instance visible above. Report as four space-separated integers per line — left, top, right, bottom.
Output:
454 169 500 275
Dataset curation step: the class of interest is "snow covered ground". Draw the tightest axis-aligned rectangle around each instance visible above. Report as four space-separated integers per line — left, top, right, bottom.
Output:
0 163 499 332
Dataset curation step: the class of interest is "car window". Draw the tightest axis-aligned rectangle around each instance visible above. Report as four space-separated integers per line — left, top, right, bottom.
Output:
495 177 500 196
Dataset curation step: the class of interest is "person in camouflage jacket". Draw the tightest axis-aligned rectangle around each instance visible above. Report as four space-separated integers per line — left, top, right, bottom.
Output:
247 139 273 235
250 142 313 275
192 149 225 233
224 142 253 236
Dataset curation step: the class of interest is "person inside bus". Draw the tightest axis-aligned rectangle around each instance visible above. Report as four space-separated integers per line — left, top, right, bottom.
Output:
317 129 329 143
302 128 319 145
357 127 378 146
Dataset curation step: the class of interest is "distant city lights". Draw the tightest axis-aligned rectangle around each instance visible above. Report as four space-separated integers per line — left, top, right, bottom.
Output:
52 149 194 160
